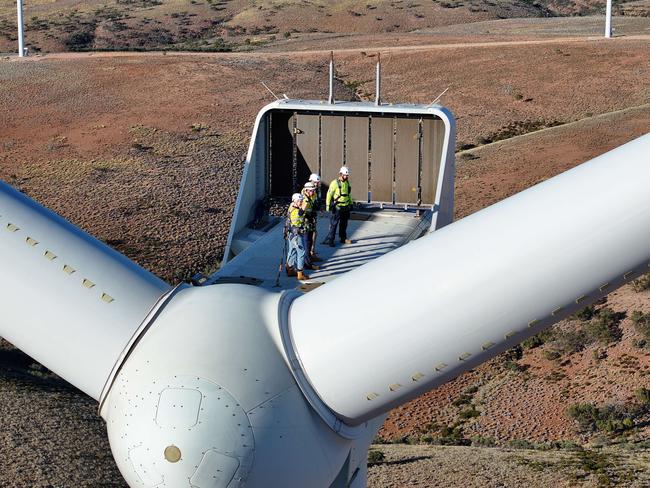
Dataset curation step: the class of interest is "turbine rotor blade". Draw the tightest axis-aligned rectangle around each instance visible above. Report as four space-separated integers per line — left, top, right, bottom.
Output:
0 182 170 399
289 134 650 424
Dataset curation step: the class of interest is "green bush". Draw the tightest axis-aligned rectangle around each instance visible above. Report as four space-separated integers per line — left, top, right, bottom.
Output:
574 305 595 321
567 402 635 434
631 273 650 292
430 425 470 446
585 308 624 344
631 311 650 342
635 387 650 406
554 328 589 354
459 407 480 419
507 439 536 449
64 29 95 51
471 435 496 447
367 449 385 464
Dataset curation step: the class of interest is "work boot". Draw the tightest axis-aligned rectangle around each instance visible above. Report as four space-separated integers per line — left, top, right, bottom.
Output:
310 254 323 262
341 238 352 244
322 239 335 247
305 263 320 271
285 265 297 277
297 270 310 281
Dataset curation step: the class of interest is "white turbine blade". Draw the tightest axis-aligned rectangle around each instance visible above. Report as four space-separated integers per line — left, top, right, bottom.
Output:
289 134 650 425
0 182 170 400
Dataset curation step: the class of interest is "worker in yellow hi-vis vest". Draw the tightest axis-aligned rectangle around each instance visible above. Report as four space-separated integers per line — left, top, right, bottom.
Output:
285 193 310 281
323 166 353 247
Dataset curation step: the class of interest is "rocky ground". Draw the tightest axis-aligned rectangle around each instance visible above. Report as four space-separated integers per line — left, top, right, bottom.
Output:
0 18 649 487
367 444 650 487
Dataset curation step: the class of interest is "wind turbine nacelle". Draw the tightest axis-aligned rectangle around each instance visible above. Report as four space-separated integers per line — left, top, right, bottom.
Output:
101 284 352 488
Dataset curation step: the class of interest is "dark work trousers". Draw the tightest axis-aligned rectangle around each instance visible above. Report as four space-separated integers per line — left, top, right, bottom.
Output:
325 205 350 243
304 226 314 264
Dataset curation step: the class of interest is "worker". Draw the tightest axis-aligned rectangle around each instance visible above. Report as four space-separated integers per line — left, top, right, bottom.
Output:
323 166 353 246
303 177 322 263
285 193 310 281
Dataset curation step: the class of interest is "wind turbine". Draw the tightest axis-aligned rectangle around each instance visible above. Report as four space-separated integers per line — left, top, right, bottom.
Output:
605 0 613 38
0 113 648 486
16 0 25 57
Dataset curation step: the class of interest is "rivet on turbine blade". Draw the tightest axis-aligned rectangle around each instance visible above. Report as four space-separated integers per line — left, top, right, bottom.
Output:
481 341 494 350
458 352 472 361
26 237 38 246
623 271 634 280
435 363 447 371
528 319 540 328
366 393 379 401
44 250 57 261
63 264 76 275
552 307 564 316
411 372 425 382
504 331 515 339
82 279 95 289
101 293 114 304
599 283 610 292
6 223 19 232
389 383 402 392
575 295 588 304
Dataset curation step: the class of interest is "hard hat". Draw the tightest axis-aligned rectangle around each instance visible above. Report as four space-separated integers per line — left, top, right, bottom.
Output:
304 182 316 190
339 166 350 176
292 193 304 202
309 173 321 183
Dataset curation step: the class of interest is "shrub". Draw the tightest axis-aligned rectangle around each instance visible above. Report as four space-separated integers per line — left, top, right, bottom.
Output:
64 29 95 51
635 387 650 406
471 435 496 447
554 328 589 354
507 439 536 449
459 407 480 419
367 449 385 464
567 402 635 434
585 308 624 344
430 425 470 446
543 349 562 361
631 273 650 292
283 31 291 38
631 311 650 342
574 305 595 321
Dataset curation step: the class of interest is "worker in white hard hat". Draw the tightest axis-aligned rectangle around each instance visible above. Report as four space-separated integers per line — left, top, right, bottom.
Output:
285 192 310 281
304 174 323 262
301 182 321 267
323 166 353 247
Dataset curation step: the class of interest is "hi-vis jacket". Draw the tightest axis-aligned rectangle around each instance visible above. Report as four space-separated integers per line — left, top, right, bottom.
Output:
326 179 352 211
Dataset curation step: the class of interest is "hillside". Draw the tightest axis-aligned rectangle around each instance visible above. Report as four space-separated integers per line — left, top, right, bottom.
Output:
0 20 649 487
1 0 649 54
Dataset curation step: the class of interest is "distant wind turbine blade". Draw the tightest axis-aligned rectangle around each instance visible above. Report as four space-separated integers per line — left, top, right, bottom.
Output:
289 133 650 425
0 182 170 400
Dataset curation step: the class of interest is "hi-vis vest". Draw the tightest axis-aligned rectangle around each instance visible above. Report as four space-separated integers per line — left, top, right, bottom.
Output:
301 189 317 230
326 179 352 210
287 205 305 232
